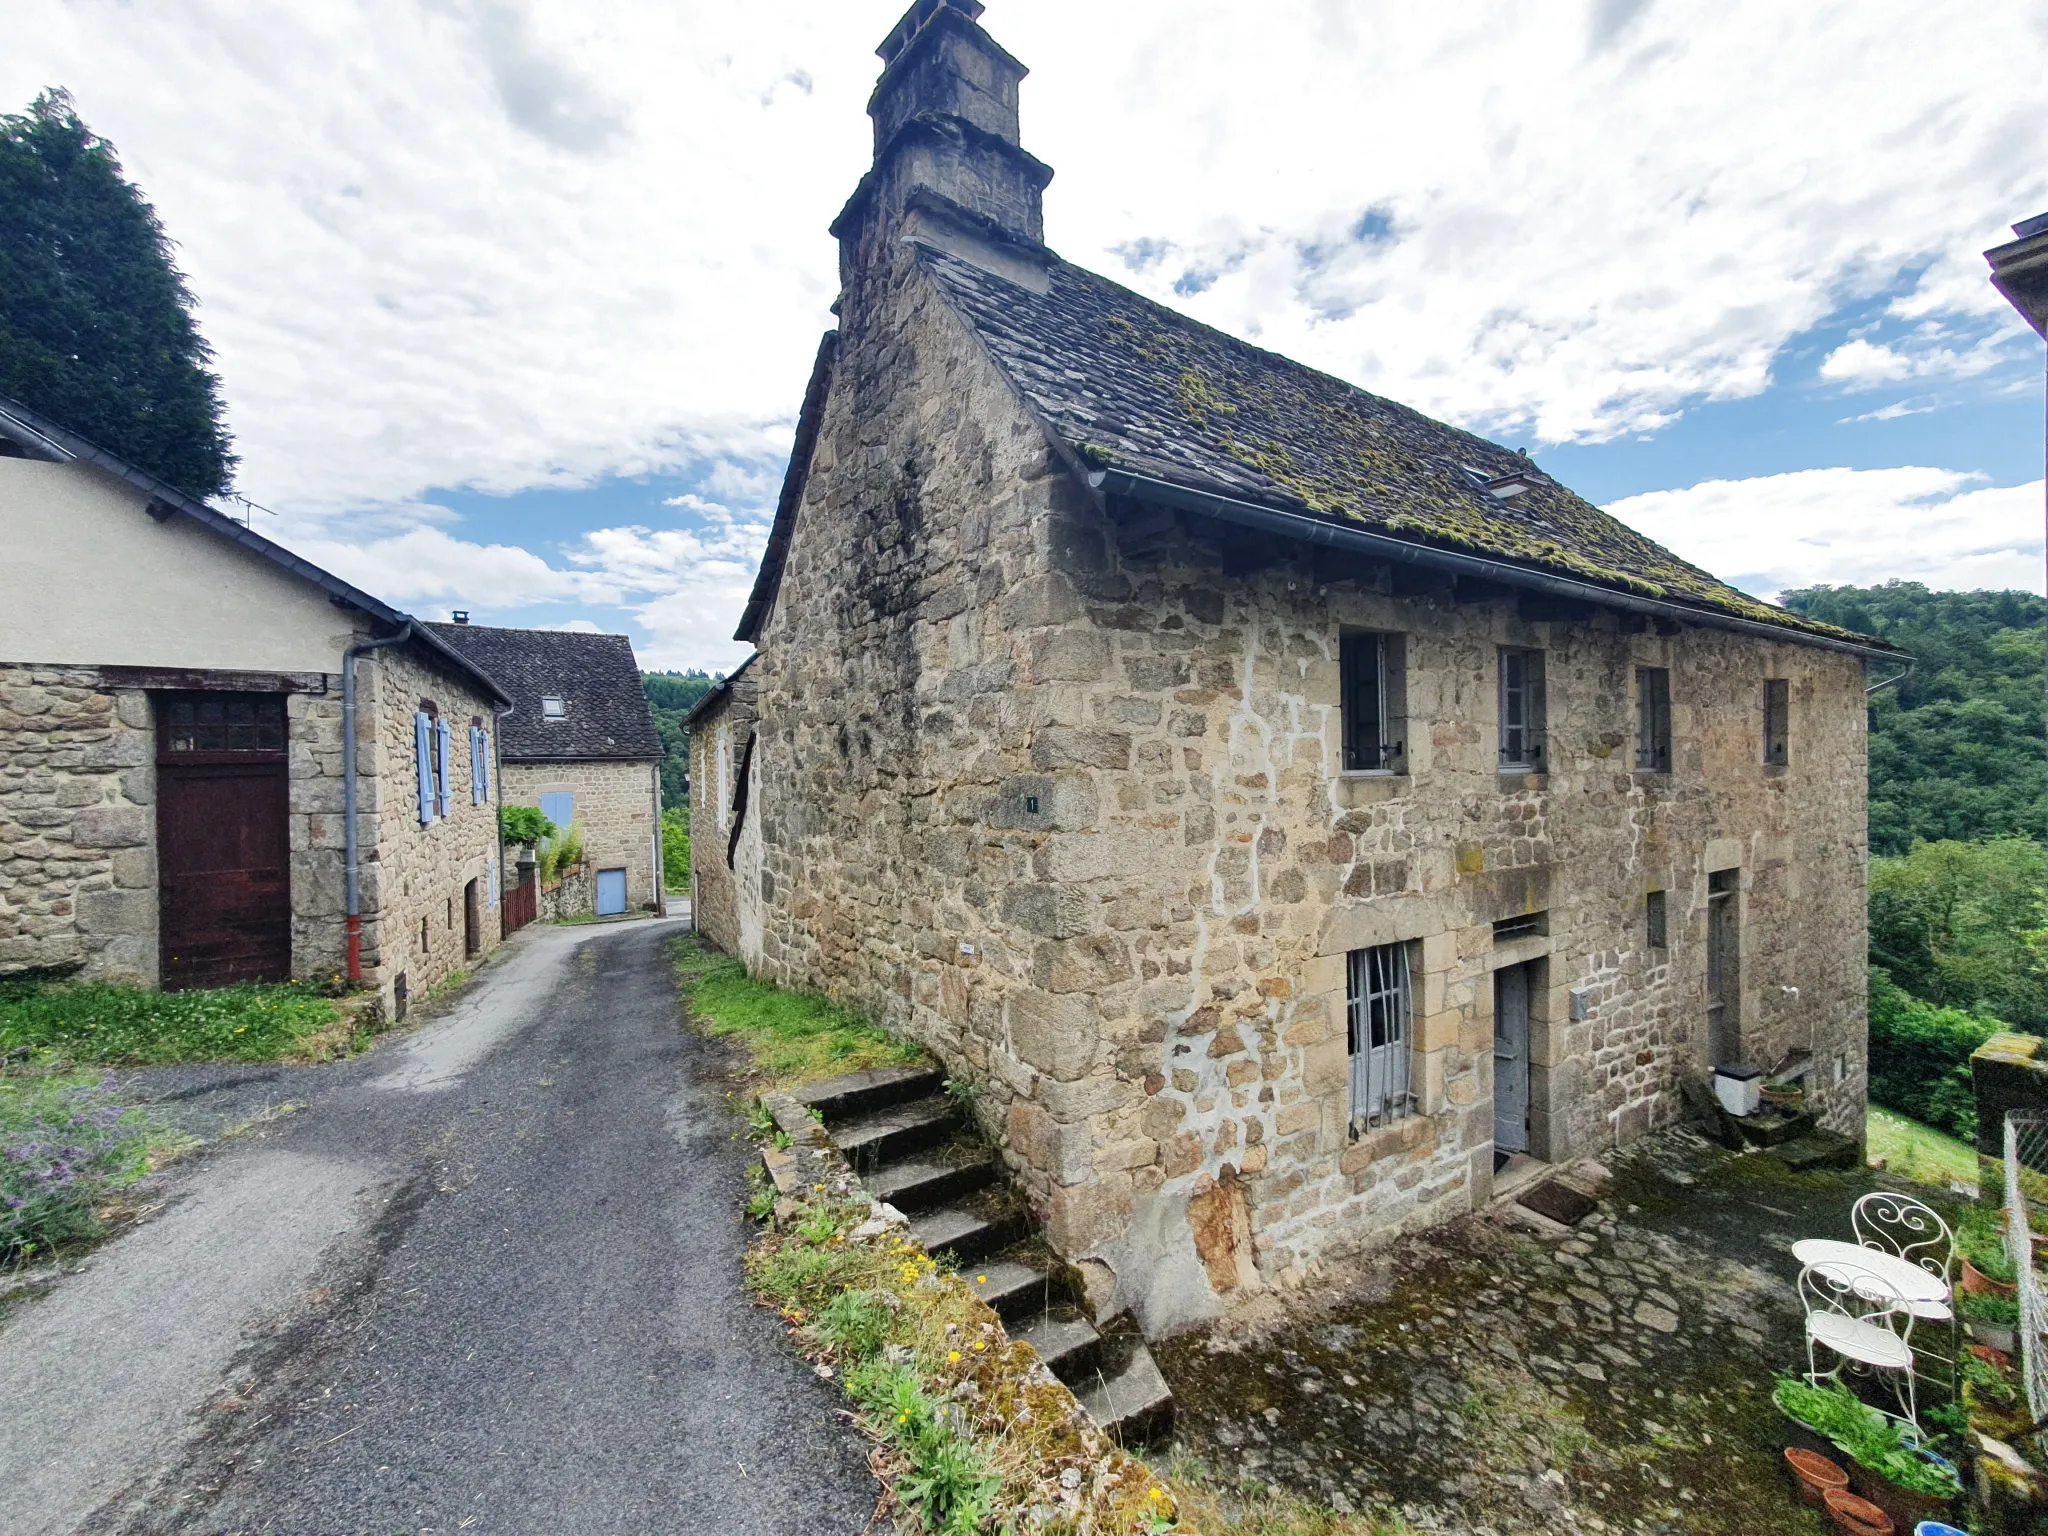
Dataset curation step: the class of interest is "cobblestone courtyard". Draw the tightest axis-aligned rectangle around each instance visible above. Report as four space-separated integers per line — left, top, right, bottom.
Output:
1154 1129 1900 1535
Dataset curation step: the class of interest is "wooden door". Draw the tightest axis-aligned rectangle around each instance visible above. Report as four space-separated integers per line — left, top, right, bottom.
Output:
464 878 482 957
157 694 291 990
1493 963 1532 1154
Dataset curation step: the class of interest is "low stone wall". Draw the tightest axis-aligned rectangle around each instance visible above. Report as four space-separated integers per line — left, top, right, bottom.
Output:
539 864 594 921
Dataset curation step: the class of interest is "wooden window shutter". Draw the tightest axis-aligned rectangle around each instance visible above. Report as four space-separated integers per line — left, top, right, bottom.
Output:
414 713 435 825
470 727 486 805
435 717 454 819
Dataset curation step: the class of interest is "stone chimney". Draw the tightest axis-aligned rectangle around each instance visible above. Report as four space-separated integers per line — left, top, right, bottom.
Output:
831 0 1055 295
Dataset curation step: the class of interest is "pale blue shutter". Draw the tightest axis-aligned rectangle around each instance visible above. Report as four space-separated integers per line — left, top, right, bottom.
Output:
478 728 491 799
488 851 499 909
414 713 435 825
435 717 453 819
469 727 483 805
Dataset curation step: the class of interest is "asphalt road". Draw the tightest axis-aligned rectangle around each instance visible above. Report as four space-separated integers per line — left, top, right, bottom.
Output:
1 918 880 1536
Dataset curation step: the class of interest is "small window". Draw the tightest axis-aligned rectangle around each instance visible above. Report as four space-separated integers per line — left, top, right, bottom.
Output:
1646 890 1668 950
160 693 285 754
1347 941 1413 1129
539 792 575 840
1498 648 1546 771
540 696 567 720
1634 666 1672 772
1341 632 1405 773
1763 679 1789 766
1493 911 1546 942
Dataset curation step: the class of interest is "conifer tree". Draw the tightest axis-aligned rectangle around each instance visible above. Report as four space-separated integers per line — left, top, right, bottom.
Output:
0 89 235 498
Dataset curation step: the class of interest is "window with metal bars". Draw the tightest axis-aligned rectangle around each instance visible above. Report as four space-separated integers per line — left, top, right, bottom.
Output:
1341 632 1405 772
1763 678 1789 766
1634 666 1672 772
1347 942 1413 1130
1498 647 1546 771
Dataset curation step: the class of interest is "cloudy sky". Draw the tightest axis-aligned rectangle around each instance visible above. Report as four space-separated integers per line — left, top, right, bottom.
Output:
8 0 2046 671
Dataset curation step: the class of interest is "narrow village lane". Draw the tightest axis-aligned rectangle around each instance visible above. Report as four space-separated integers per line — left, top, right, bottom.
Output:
1 919 879 1536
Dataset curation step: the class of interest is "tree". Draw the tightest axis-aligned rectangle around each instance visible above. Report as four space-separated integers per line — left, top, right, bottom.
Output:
1869 837 2048 1032
1778 582 2046 854
0 89 235 498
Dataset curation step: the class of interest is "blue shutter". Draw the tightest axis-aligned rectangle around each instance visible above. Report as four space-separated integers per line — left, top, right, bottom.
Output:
488 852 499 909
477 728 491 799
414 713 435 825
540 792 574 837
470 727 483 805
435 717 453 819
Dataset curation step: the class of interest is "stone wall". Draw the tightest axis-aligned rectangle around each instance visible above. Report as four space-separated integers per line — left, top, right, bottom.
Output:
0 666 156 982
688 676 757 954
736 239 1871 1334
501 758 661 916
356 645 504 1018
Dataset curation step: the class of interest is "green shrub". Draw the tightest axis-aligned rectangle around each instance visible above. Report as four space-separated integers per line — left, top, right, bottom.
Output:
498 804 553 848
0 980 341 1064
1867 967 2000 1143
661 808 690 890
539 823 585 884
1957 1204 2018 1284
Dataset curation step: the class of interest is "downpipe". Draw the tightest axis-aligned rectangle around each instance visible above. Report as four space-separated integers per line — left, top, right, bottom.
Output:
343 622 413 981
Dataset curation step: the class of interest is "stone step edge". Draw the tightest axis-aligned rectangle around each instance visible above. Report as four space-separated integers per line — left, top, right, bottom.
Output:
792 1064 946 1123
752 1086 1171 1445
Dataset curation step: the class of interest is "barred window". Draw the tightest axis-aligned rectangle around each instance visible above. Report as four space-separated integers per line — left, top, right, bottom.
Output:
1635 666 1672 772
1348 941 1413 1129
162 694 284 753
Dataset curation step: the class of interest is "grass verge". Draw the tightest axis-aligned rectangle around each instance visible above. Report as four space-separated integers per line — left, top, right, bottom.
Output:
0 1068 194 1262
672 934 926 1088
748 1191 1182 1534
0 979 355 1066
1867 1105 1979 1192
1159 1457 1416 1536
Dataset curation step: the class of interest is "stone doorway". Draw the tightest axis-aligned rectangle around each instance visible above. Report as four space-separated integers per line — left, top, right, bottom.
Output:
1494 960 1536 1155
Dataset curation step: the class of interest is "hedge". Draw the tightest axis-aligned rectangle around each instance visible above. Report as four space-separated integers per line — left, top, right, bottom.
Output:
1867 966 2001 1142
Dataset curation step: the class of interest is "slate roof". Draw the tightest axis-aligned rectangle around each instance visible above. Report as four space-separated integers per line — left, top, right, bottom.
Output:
423 624 660 762
915 247 1885 651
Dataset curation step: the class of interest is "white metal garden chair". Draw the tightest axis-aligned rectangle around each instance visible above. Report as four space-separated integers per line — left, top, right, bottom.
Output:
1800 1258 1921 1432
1851 1189 1958 1396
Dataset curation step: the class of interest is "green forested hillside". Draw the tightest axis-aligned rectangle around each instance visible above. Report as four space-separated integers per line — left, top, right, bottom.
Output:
1778 582 2045 856
643 671 719 810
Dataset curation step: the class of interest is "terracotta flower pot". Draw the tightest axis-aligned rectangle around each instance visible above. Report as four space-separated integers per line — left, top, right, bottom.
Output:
1962 1255 2018 1298
1848 1464 1956 1534
1824 1487 1895 1536
1786 1447 1851 1508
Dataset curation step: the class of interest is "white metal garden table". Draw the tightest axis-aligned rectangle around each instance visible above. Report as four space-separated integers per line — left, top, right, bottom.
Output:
1791 1238 1952 1319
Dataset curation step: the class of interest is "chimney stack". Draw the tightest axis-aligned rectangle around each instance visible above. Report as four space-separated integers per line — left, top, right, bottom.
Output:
832 0 1054 296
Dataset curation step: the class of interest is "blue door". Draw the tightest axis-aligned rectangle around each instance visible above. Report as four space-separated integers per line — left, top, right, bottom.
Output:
596 867 628 916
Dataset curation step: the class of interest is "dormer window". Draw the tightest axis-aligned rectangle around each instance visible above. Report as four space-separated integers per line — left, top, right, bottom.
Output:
541 696 567 721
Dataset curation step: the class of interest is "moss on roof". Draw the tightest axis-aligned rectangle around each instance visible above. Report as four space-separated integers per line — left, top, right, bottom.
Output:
917 247 1883 649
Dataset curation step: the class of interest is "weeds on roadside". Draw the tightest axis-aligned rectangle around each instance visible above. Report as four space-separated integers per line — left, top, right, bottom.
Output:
671 936 924 1088
0 1071 165 1260
1156 1452 1416 1536
0 980 344 1066
744 1192 1184 1533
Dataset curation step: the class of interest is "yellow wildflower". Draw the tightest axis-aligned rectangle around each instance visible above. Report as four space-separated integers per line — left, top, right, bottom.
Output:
947 1350 962 1363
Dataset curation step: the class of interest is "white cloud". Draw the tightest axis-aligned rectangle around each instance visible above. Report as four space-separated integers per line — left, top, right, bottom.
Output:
1606 468 2046 599
4 0 2041 518
1819 340 1915 386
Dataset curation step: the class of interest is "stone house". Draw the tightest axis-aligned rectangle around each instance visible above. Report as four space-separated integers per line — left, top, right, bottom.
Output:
0 393 510 1019
690 0 1899 1333
686 653 758 948
426 622 665 917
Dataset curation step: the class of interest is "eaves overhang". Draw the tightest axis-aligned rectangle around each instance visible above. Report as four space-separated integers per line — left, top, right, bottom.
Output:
1987 216 2048 338
0 392 513 709
1088 466 1902 663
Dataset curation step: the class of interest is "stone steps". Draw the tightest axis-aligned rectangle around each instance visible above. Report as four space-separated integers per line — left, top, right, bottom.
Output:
867 1150 1001 1213
1768 1128 1862 1171
798 1065 1175 1445
831 1094 960 1173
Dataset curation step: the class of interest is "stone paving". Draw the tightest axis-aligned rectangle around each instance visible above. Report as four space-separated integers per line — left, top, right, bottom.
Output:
1153 1128 1894 1535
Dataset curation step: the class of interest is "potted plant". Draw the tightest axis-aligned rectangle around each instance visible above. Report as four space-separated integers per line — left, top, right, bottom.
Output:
1960 1289 2020 1354
1958 1206 2019 1297
1772 1378 1961 1531
1761 1078 1807 1112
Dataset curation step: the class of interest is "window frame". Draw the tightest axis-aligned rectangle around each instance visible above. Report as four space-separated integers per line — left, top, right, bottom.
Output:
540 696 568 721
1634 666 1672 773
1762 678 1789 767
1497 646 1547 772
1340 630 1404 774
1646 889 1669 951
1347 941 1414 1130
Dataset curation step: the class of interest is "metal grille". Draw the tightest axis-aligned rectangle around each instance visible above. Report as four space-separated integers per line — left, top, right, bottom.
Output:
2004 1112 2048 1457
1348 942 1412 1129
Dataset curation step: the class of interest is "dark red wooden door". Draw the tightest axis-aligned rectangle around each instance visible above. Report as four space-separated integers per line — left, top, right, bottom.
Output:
157 694 292 990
